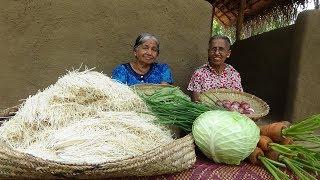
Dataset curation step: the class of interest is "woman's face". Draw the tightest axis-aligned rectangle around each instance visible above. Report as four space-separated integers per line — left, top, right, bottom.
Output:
134 39 159 65
208 38 231 67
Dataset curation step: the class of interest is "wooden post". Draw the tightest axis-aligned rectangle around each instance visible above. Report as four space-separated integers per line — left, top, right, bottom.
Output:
210 3 216 36
236 0 246 41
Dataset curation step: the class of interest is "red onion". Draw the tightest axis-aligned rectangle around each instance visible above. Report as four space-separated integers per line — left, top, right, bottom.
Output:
242 108 255 114
240 101 250 109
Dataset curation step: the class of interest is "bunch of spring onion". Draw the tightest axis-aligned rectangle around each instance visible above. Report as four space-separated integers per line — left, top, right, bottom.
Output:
137 87 219 132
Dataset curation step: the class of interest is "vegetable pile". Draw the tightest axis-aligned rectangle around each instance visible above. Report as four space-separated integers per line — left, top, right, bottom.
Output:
139 87 260 165
139 87 320 179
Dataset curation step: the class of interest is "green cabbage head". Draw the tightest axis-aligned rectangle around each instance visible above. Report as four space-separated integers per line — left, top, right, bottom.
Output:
192 110 260 165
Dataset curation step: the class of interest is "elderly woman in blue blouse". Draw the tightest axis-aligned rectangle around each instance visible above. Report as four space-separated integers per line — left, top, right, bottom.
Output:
111 33 173 86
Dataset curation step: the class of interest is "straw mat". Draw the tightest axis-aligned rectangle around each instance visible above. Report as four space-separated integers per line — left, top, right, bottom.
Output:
112 153 299 180
200 89 270 121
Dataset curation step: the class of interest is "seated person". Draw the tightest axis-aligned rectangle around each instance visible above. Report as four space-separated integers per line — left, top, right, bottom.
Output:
187 35 243 102
112 32 173 86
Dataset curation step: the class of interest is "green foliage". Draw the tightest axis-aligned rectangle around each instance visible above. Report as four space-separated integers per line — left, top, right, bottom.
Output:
211 7 297 43
210 2 315 41
211 19 236 44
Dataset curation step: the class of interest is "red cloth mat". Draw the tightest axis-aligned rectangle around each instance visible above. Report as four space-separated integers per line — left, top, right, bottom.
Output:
163 156 276 180
158 149 291 180
118 154 299 180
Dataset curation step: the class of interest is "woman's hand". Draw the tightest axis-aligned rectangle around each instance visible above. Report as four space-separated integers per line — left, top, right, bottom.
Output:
160 81 169 85
191 91 201 102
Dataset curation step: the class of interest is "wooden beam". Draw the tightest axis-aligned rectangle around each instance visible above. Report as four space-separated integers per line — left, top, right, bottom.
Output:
315 0 319 9
236 0 246 40
215 4 234 25
219 0 238 18
215 8 228 26
213 8 230 25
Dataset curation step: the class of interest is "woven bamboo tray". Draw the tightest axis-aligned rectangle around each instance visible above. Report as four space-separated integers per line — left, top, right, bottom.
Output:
0 133 195 178
199 89 270 121
130 83 176 95
0 84 196 178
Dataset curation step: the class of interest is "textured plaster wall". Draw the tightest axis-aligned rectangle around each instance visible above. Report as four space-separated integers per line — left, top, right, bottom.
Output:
285 10 320 122
0 0 212 109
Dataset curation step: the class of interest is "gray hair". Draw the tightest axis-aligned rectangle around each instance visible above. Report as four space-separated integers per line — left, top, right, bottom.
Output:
133 33 160 53
208 35 231 50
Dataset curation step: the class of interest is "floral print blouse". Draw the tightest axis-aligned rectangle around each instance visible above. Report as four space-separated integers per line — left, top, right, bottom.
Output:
187 63 243 92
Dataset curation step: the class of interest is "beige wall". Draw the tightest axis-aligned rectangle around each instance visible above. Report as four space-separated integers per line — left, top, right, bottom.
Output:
285 10 320 122
0 0 212 109
2 1 318 122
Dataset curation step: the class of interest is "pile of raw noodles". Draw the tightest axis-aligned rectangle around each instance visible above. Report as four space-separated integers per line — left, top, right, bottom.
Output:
0 69 174 164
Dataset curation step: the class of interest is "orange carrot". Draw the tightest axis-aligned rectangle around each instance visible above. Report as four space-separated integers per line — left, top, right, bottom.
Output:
264 150 280 161
248 147 264 165
257 135 273 151
259 122 289 142
279 137 293 145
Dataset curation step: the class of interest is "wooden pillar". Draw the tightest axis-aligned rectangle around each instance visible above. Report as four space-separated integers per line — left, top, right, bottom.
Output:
315 0 319 9
210 3 216 36
236 0 246 41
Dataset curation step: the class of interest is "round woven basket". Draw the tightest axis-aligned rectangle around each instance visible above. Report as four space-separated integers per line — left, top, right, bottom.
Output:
0 84 196 178
199 89 270 121
0 134 195 178
130 83 176 95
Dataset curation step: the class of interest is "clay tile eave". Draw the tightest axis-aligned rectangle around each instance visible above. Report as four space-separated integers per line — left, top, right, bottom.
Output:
205 0 309 27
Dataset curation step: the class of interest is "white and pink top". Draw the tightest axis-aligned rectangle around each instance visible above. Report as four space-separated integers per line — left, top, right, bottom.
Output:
187 63 243 92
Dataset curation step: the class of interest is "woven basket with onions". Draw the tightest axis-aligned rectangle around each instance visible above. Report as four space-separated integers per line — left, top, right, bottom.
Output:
199 89 270 121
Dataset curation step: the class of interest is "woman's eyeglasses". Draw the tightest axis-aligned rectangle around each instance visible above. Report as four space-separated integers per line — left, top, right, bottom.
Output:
140 46 158 53
208 47 228 53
